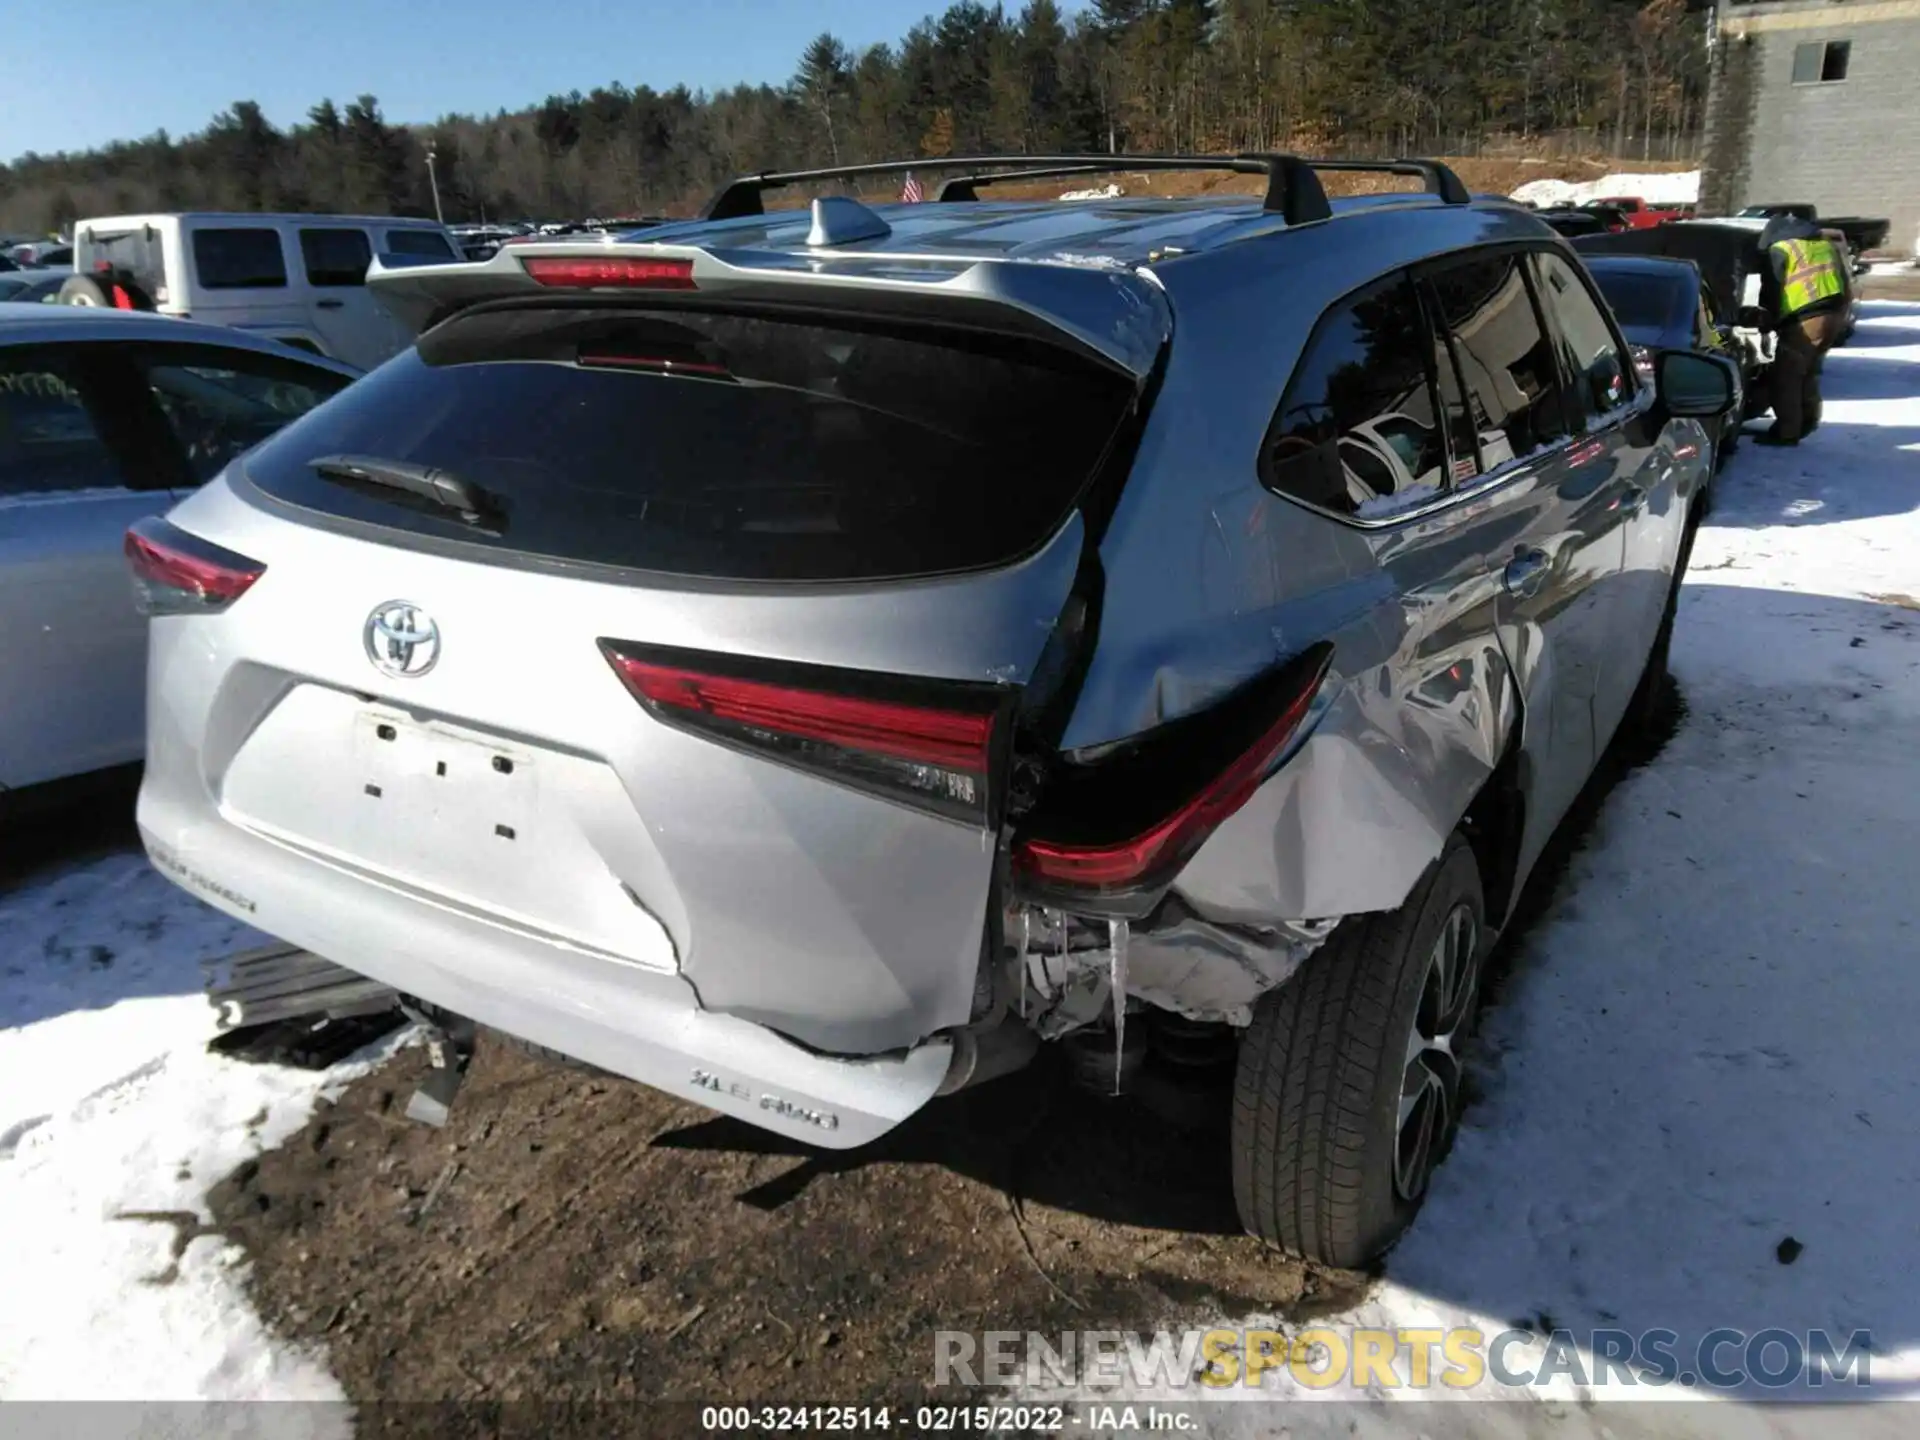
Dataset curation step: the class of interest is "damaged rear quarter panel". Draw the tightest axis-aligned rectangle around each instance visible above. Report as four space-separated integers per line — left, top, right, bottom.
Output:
1063 212 1533 926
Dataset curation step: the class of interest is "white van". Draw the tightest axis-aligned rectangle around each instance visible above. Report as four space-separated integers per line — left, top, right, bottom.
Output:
69 213 462 370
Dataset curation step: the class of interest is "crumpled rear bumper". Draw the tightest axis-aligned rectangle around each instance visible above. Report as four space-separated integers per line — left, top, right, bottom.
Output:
138 789 955 1148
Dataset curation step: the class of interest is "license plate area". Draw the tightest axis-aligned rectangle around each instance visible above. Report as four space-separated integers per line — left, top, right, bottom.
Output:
354 708 538 852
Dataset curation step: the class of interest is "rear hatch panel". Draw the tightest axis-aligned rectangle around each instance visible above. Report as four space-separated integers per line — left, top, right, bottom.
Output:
170 295 1141 1054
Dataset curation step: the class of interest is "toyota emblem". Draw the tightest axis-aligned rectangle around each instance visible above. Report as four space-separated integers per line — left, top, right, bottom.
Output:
364 601 440 678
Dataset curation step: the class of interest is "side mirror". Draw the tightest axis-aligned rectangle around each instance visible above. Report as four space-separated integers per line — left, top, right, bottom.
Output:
1656 349 1738 418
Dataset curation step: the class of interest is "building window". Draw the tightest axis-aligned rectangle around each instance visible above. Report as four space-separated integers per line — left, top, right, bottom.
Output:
1793 39 1851 84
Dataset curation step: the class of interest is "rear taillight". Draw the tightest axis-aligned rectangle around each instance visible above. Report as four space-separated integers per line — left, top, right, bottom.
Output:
125 516 264 616
522 256 695 289
1011 644 1335 917
600 642 1003 824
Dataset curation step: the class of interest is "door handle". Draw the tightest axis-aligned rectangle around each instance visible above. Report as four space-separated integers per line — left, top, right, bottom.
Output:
1503 549 1550 599
316 298 344 310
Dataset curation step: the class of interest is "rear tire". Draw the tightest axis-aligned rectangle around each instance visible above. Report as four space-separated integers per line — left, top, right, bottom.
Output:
57 274 110 307
57 272 155 310
1231 835 1485 1267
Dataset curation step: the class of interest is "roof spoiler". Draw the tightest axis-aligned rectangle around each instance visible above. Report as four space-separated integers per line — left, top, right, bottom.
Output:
366 240 1173 379
700 152 1470 225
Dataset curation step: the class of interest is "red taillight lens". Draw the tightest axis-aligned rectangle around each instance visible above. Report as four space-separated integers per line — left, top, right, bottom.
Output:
1012 644 1334 915
125 516 264 616
601 642 1001 824
522 256 695 289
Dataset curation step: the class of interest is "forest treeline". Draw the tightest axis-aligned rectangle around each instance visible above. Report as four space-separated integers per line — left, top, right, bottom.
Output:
0 0 1707 234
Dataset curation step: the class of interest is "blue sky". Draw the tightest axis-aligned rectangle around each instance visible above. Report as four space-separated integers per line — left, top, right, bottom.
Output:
2 0 1052 163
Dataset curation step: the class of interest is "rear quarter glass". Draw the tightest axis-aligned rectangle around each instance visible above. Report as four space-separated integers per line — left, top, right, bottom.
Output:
237 304 1136 583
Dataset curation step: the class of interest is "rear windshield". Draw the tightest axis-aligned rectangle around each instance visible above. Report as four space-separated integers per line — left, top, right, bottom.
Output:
1593 271 1685 333
193 228 288 290
240 304 1135 582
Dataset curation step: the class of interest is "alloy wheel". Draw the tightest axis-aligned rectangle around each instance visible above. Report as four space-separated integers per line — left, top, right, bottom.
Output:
1393 902 1480 1203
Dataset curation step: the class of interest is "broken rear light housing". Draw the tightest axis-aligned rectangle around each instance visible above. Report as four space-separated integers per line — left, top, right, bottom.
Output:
599 641 1008 825
1011 642 1335 918
125 516 265 616
522 256 695 289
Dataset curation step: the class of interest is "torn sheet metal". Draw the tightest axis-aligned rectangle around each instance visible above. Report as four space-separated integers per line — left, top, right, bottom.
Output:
1006 903 1336 1034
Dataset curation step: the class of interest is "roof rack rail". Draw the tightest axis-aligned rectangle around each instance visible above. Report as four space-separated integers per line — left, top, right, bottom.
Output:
702 153 1337 228
1302 158 1472 206
700 153 1471 229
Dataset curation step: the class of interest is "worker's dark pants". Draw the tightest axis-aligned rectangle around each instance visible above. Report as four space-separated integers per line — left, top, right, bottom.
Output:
1770 310 1841 442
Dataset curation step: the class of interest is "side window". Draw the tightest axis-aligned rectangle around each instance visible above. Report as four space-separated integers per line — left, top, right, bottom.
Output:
142 346 352 483
1425 253 1569 470
384 229 457 261
1534 252 1635 430
300 228 375 288
1262 273 1452 516
192 228 288 290
0 352 125 497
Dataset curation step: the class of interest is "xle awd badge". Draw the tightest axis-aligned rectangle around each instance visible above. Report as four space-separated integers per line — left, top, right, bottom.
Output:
364 601 440 678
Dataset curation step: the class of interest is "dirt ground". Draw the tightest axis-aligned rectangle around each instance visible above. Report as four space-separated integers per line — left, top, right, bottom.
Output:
1863 268 1920 302
208 1041 1368 1405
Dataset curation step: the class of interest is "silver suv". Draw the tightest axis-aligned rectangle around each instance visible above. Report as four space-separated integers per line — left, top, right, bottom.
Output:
133 155 1732 1265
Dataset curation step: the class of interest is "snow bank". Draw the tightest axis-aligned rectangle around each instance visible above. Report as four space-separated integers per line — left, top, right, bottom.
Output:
1059 182 1125 201
1510 169 1700 209
0 851 399 1405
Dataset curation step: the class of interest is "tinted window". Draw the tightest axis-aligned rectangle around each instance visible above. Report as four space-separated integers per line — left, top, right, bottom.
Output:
1535 253 1635 427
300 228 374 287
1263 274 1451 515
385 230 456 260
143 346 352 483
193 228 287 289
0 353 123 496
240 306 1133 582
1590 269 1687 333
1426 253 1568 469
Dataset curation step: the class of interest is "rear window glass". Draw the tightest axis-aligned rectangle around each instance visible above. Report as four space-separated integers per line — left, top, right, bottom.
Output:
1591 269 1685 332
300 228 373 287
384 229 456 260
81 229 166 296
240 305 1134 582
193 228 287 290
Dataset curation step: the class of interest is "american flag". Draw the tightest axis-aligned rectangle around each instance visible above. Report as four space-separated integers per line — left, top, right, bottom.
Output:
901 171 924 203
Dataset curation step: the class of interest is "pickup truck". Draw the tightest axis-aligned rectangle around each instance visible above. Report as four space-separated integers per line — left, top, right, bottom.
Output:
1589 195 1695 229
1736 203 1891 256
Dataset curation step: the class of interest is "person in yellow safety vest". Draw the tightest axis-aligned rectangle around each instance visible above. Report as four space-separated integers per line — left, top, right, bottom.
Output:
1754 214 1847 446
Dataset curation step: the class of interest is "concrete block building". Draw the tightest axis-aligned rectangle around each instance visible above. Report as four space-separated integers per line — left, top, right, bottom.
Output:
1701 0 1920 251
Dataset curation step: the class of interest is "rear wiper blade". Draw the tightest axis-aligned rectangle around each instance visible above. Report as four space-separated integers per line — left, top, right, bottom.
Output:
309 454 502 526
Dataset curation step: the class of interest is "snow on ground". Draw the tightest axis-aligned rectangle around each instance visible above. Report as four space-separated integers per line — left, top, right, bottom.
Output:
0 852 392 1409
1511 168 1700 209
1036 304 1920 1431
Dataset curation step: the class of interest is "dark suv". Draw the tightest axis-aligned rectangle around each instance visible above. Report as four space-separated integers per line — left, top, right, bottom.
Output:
134 154 1734 1264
